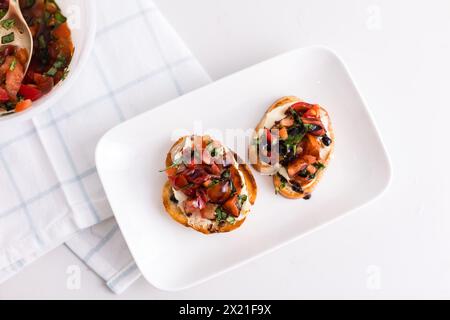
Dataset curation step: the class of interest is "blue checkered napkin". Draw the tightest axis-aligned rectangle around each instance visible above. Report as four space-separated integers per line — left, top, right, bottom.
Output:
0 0 210 293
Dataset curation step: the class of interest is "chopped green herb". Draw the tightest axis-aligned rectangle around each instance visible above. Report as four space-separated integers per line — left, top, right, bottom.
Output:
1 19 15 30
229 179 236 195
275 186 280 195
54 55 66 68
226 216 236 224
313 162 326 170
43 11 51 23
54 12 67 25
285 129 306 146
9 58 16 71
61 68 70 81
215 207 228 223
45 67 58 77
215 207 236 225
180 183 194 190
45 54 67 76
158 158 182 172
298 169 309 178
308 162 326 180
289 108 303 125
38 35 46 49
281 113 308 158
275 174 287 194
238 194 248 206
1 32 14 44
292 144 297 156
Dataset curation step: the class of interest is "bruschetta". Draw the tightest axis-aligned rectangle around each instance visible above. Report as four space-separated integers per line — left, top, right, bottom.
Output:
249 96 334 199
162 135 257 234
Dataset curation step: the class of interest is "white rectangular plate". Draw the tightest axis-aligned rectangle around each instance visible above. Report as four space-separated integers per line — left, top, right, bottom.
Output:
96 47 392 291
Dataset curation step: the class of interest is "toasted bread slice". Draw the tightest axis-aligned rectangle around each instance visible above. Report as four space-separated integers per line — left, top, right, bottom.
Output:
162 136 257 234
252 96 334 199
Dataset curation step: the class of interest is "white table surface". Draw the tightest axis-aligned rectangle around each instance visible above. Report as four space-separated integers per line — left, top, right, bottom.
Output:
1 0 450 299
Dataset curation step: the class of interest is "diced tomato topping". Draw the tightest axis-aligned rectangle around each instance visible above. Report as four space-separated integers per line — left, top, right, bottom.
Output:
164 137 249 220
19 85 43 101
303 155 317 164
184 199 200 214
305 134 322 159
302 117 326 136
291 102 315 113
1 46 15 57
16 48 28 66
279 127 288 140
15 99 32 113
0 87 9 102
303 108 318 119
33 73 54 94
306 164 317 175
201 203 217 220
165 167 178 177
207 181 232 204
31 1 46 17
6 60 25 99
182 187 197 198
52 22 71 39
280 116 294 127
209 162 221 175
223 195 240 217
185 167 210 185
170 174 189 190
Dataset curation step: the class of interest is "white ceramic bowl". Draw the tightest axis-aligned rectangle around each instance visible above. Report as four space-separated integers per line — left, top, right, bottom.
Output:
0 0 96 125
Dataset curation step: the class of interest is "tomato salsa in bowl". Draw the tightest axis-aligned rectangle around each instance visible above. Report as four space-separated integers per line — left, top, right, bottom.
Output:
0 0 96 124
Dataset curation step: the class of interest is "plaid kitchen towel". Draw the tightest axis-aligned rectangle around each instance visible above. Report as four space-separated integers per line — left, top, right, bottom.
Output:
0 0 210 294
